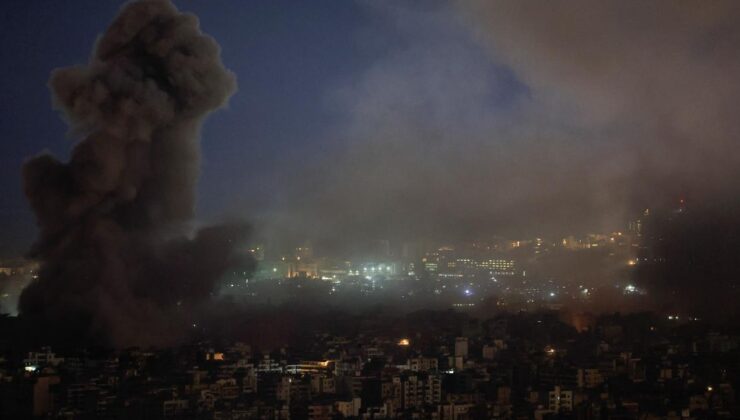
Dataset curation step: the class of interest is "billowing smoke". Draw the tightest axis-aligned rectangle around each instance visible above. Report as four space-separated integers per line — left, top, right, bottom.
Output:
19 0 252 346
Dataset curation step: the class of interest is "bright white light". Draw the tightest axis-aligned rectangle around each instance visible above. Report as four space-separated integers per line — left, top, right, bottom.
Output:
464 289 473 296
549 292 556 297
24 365 37 373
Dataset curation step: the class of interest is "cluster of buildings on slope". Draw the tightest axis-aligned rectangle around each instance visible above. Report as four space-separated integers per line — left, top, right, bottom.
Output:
0 311 738 419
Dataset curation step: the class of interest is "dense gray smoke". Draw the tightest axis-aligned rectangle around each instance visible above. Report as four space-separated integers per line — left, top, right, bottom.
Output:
457 0 740 210
245 1 740 318
19 0 250 346
256 1 740 246
456 0 740 320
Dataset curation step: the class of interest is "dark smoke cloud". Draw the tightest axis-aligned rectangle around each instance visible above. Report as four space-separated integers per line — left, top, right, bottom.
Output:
20 0 251 346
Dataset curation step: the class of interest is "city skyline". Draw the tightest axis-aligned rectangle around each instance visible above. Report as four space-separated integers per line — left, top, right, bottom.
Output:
2 1 740 418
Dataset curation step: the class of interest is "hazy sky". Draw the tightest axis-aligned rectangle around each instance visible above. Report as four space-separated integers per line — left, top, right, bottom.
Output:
4 0 740 256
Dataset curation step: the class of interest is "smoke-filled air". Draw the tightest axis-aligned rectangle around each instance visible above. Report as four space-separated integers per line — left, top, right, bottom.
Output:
5 2 740 418
19 0 252 347
3 0 740 344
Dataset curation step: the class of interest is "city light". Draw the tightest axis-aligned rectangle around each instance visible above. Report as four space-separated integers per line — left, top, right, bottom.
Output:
398 338 410 346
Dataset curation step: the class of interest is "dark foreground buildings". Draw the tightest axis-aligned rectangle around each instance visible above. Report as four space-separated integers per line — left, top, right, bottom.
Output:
0 310 738 419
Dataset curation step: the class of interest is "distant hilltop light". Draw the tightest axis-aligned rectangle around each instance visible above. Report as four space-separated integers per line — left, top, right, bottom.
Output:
398 338 410 346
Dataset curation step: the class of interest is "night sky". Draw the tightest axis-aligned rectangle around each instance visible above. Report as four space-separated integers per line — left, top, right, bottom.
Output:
4 1 740 256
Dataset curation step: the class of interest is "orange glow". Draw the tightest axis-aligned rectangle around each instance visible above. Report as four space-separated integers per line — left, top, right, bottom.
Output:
398 338 410 346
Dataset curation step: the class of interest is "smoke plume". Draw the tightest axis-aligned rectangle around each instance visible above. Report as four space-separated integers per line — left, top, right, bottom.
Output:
19 0 250 346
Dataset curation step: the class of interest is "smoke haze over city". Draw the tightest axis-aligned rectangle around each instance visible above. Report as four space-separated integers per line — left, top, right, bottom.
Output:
0 0 740 347
252 1 740 248
4 2 740 419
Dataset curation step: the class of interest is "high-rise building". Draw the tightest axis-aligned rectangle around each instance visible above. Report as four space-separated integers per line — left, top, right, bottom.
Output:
454 337 468 359
548 386 573 412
